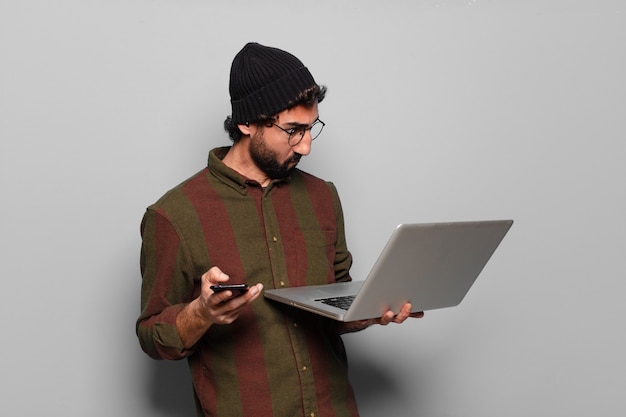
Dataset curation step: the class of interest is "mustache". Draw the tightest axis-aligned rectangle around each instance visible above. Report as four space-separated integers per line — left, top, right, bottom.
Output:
290 153 302 163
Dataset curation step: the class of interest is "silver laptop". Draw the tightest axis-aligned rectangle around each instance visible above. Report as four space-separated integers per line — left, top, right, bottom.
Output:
264 220 513 321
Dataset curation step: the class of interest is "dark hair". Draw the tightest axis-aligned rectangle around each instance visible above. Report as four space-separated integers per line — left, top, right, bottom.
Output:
224 84 327 142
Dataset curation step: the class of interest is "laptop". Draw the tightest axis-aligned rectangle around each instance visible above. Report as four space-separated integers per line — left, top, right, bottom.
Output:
264 220 513 321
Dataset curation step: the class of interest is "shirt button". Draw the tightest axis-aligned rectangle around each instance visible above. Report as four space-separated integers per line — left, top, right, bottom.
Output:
302 365 307 371
293 322 298 328
310 413 315 417
279 281 285 287
272 236 278 242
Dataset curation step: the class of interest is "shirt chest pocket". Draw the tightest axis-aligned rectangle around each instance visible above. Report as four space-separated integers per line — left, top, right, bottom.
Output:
290 229 337 286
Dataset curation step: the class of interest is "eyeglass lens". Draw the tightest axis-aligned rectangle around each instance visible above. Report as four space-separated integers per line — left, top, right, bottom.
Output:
288 120 324 146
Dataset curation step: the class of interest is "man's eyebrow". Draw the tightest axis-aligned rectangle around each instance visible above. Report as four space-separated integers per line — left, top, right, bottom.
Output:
283 118 319 128
283 122 309 128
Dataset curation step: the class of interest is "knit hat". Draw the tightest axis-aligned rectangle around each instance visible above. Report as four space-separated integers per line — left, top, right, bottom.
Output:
229 42 317 124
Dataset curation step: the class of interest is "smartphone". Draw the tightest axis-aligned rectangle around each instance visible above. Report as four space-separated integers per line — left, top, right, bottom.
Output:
210 284 249 297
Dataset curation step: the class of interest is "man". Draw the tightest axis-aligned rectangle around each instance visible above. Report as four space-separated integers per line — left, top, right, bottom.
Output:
137 42 422 417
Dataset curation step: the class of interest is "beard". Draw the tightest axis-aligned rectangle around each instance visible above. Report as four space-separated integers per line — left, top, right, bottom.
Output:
249 131 301 180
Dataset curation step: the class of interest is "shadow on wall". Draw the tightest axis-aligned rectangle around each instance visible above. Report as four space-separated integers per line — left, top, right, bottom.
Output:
348 350 415 416
145 359 196 415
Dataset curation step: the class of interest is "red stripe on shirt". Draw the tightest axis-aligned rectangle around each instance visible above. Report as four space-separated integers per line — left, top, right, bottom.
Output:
183 172 274 417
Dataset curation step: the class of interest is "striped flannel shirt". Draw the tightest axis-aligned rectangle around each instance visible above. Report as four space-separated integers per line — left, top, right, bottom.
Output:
137 147 360 417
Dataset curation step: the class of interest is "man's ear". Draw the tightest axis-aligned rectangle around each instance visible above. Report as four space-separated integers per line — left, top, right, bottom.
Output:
238 122 252 136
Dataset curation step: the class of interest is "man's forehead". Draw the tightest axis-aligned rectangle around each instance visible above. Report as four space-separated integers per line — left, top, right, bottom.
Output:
276 104 319 125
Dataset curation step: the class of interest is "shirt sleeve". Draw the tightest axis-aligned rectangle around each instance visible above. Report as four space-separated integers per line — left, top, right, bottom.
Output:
328 182 353 283
136 207 197 360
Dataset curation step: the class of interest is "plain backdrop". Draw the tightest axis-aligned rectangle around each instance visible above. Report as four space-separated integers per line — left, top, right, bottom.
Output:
1 1 624 416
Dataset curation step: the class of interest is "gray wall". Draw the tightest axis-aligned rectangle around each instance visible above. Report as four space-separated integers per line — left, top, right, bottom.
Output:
1 1 624 416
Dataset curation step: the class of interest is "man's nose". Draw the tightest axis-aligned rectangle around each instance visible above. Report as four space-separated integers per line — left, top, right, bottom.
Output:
292 131 312 156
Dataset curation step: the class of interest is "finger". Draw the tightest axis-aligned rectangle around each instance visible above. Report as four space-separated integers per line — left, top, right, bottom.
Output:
212 286 263 323
390 304 409 324
203 266 230 286
396 303 418 323
380 311 395 325
392 314 406 324
205 266 230 284
247 283 263 298
201 268 230 300
211 289 237 304
392 315 405 324
210 297 247 322
215 283 264 307
393 310 424 323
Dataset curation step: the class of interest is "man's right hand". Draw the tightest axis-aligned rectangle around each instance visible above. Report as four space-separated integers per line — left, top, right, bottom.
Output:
176 266 263 348
197 266 264 325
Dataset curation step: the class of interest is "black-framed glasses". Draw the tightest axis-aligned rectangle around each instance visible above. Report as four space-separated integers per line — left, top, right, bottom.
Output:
270 119 325 147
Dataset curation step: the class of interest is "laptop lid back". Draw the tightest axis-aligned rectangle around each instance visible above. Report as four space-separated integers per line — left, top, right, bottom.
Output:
342 220 513 321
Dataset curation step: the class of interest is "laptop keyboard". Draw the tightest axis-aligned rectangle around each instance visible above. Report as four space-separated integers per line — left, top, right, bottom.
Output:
315 295 356 311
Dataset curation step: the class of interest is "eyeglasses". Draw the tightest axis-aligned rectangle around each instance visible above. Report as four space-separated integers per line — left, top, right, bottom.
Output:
270 119 325 147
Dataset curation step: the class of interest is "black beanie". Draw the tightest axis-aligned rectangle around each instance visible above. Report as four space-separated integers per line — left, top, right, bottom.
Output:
229 42 317 124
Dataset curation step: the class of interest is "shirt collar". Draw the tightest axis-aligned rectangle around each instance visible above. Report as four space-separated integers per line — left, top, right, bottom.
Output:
207 146 289 195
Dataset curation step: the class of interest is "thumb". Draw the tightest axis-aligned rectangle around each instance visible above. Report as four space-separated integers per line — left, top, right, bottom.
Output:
203 266 230 285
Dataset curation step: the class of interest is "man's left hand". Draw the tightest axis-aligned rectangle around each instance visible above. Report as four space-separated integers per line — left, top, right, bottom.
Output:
338 303 424 334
